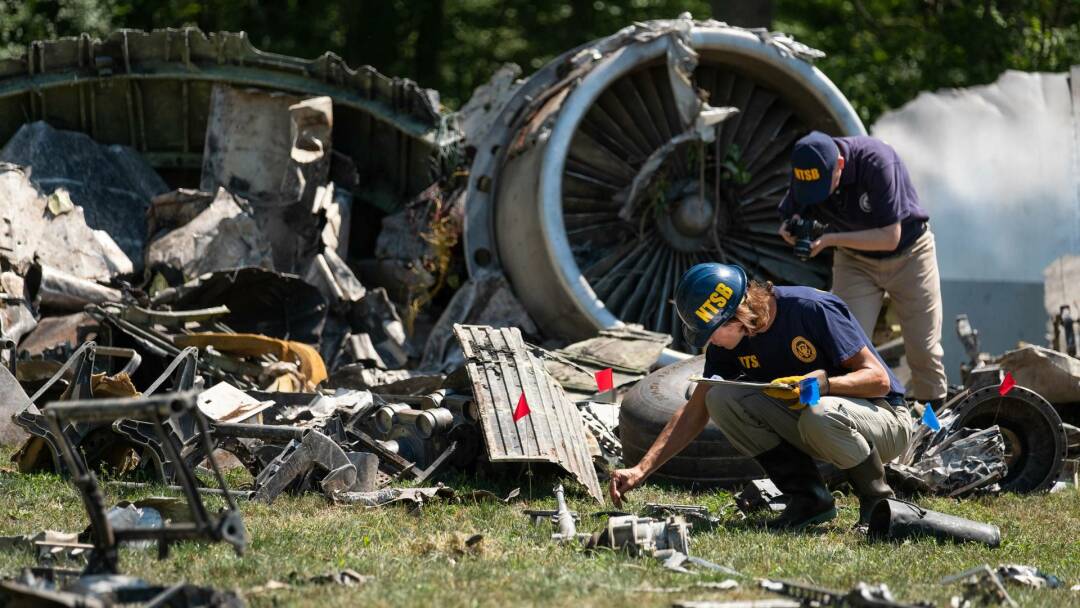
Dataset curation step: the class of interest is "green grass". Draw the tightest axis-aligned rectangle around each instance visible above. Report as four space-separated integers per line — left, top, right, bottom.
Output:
1 449 1078 607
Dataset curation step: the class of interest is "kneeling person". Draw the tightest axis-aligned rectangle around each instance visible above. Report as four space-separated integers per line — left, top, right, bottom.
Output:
610 263 913 530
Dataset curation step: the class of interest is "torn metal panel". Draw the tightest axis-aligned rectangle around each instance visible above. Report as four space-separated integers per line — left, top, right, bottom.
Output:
545 325 672 394
199 87 329 274
144 187 274 280
421 276 538 373
452 324 603 502
458 64 524 148
0 164 133 281
989 345 1080 404
0 363 31 446
199 85 306 202
0 121 168 264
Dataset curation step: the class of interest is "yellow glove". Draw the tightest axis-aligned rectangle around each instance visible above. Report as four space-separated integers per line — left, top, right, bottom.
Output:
764 375 804 400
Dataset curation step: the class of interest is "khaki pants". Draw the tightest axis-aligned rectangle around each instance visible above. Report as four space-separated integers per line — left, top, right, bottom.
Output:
831 229 948 401
705 385 913 469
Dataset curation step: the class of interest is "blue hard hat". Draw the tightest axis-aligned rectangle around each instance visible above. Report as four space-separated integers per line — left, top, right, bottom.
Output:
675 263 748 349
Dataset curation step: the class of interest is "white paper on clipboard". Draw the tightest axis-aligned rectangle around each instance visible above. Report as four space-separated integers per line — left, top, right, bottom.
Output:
688 376 796 391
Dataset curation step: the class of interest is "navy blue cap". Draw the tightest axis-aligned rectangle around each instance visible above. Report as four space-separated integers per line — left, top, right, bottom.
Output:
790 131 839 206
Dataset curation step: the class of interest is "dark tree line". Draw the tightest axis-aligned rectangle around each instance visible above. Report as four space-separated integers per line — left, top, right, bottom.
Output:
3 0 1078 123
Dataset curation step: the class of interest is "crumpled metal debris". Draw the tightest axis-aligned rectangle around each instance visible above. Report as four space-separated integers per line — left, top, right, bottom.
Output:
458 64 523 148
890 425 1007 497
0 121 168 264
152 267 327 346
333 485 520 508
0 530 88 563
453 324 603 502
200 85 308 205
0 163 133 281
331 485 458 507
253 429 376 503
577 401 623 468
888 395 1010 497
145 187 273 280
941 565 1019 607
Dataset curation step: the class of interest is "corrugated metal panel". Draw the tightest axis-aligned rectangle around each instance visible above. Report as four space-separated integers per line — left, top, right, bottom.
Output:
453 324 603 502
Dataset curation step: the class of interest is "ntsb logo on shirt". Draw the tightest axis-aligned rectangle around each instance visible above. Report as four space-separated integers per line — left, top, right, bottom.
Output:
791 336 817 363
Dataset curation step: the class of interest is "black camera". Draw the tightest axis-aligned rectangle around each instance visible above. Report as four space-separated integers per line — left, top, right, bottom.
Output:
786 217 826 260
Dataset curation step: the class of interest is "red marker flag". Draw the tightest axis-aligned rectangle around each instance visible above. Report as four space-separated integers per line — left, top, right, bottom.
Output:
513 392 531 421
595 368 614 393
999 372 1016 396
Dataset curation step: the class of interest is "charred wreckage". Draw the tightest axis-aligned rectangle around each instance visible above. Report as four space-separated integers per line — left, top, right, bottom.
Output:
0 17 1076 608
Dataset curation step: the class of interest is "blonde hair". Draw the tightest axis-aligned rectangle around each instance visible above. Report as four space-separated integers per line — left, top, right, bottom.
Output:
733 280 774 336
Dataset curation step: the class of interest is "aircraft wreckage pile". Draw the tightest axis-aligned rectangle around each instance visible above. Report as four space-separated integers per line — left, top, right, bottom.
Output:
0 23 1077 608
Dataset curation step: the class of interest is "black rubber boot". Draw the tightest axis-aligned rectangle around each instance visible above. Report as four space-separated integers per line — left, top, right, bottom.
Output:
754 442 836 531
844 446 894 527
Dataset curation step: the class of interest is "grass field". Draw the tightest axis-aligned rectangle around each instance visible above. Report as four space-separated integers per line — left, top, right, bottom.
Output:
1 449 1078 607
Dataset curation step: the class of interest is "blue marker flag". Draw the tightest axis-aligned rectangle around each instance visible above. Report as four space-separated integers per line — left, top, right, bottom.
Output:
921 402 941 432
798 377 820 407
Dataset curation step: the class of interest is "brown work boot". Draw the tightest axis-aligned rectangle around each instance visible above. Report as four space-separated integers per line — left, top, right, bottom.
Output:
754 442 836 531
844 446 894 528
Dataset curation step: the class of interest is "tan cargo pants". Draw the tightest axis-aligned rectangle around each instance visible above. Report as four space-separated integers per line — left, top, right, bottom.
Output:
831 229 948 401
705 384 913 469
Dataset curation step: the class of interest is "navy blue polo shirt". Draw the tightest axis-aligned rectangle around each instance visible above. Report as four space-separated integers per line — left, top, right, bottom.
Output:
779 136 929 257
702 286 905 402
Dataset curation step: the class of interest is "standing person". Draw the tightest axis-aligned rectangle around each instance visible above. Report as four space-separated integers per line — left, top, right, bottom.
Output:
778 131 947 406
609 263 913 530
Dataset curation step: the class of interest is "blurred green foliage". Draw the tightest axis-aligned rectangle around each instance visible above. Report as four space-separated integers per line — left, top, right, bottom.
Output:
1 1 1078 123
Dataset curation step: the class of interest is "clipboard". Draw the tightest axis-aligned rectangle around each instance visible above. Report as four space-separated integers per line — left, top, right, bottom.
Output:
689 376 796 391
